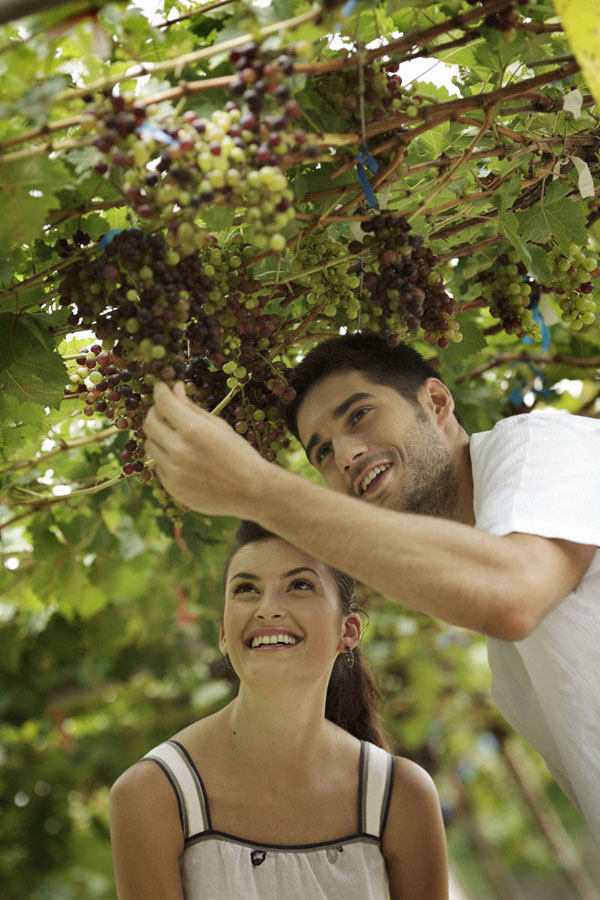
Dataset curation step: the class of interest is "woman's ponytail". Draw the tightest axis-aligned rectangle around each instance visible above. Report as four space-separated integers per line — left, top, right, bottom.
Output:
325 647 388 749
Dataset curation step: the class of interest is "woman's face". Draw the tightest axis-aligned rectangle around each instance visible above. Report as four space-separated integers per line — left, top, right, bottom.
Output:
220 538 360 684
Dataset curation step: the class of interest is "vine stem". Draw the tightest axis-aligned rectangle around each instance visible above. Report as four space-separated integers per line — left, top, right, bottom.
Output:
55 8 322 106
407 105 495 224
438 234 503 262
364 60 579 142
0 474 125 531
0 426 119 476
457 353 600 383
0 253 81 303
262 250 362 287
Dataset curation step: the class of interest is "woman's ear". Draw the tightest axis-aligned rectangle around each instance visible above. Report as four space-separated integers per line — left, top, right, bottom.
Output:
218 621 227 656
339 613 362 652
419 377 455 426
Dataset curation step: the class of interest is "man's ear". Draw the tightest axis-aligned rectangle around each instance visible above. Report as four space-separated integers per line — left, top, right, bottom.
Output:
418 378 455 426
338 613 362 652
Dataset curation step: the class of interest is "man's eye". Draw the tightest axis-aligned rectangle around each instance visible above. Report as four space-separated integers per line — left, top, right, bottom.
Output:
316 444 331 464
350 407 368 424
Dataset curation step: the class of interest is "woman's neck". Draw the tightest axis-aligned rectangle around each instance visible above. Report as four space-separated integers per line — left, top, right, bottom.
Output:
218 682 340 777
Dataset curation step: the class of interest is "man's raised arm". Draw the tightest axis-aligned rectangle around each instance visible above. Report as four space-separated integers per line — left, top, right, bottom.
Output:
144 382 594 640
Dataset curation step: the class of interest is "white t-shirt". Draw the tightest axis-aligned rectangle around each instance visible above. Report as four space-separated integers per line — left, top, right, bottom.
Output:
470 411 600 845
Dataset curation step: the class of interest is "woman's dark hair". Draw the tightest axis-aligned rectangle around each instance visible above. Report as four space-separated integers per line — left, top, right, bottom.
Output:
283 331 440 440
224 520 389 750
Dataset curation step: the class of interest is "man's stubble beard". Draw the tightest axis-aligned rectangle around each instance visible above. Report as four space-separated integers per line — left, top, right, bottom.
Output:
389 411 459 520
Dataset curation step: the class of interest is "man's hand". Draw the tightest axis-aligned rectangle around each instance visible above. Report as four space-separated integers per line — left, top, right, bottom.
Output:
144 382 270 518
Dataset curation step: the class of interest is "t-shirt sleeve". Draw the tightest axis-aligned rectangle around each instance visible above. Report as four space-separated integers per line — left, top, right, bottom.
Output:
470 412 600 547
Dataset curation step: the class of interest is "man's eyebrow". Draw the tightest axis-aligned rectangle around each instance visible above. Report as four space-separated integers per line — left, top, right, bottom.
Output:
304 392 375 463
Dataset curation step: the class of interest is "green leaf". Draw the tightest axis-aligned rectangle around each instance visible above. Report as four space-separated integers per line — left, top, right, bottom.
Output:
491 177 521 215
200 205 235 231
0 156 71 249
515 181 588 254
0 313 67 408
526 243 552 284
498 210 532 267
441 316 486 370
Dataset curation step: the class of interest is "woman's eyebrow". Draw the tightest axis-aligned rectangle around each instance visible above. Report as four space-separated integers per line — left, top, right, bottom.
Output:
284 567 319 578
230 571 260 581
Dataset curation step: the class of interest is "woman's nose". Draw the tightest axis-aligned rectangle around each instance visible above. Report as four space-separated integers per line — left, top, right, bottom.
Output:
255 590 285 619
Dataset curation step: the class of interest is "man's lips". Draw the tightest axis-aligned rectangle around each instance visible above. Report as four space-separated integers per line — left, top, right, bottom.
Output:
351 461 393 497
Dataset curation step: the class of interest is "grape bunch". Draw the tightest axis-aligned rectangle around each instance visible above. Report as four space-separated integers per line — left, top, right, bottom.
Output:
289 231 362 323
88 42 305 252
314 58 412 163
547 244 599 331
59 229 219 467
477 250 541 340
60 229 295 478
352 213 460 347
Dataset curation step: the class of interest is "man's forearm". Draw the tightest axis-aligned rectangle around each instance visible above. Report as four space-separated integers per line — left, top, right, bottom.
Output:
252 465 581 640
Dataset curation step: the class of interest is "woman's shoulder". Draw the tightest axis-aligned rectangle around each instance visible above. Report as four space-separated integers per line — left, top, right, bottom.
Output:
382 754 444 848
110 716 215 816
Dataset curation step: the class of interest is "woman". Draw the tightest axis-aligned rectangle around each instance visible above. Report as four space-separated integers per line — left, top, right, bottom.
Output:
109 521 448 899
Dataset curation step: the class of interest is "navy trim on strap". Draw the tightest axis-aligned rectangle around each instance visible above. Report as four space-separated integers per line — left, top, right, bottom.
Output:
144 757 186 835
170 739 213 830
357 741 366 833
380 755 395 839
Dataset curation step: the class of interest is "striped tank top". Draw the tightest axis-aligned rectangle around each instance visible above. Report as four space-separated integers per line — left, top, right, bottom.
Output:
143 739 394 900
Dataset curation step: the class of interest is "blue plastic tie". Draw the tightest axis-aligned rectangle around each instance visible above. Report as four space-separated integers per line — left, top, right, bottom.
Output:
509 384 525 407
356 148 379 208
334 0 360 30
522 290 550 353
98 229 124 249
137 121 177 145
341 0 359 15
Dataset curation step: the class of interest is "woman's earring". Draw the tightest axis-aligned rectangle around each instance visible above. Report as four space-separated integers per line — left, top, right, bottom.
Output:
344 646 355 668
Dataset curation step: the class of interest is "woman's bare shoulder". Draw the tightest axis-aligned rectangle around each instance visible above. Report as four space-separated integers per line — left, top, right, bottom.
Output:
382 755 448 899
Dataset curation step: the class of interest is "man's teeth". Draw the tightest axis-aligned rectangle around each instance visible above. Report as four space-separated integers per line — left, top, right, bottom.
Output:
250 634 300 648
360 464 390 494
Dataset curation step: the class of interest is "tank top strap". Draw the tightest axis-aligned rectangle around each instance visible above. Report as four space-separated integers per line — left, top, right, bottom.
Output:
358 741 395 840
142 739 211 840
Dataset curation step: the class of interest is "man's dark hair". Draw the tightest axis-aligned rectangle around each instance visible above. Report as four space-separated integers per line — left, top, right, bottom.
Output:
283 331 439 439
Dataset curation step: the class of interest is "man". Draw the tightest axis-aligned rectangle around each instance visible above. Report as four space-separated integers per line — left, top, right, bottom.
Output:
145 331 600 844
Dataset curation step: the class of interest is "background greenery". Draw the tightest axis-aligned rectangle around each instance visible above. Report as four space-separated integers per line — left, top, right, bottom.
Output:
1 0 599 896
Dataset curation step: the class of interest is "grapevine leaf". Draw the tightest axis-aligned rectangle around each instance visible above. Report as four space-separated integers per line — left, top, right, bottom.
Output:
201 205 235 231
526 244 553 284
515 181 588 253
491 178 521 215
441 316 486 371
0 314 67 408
498 210 532 267
0 156 71 247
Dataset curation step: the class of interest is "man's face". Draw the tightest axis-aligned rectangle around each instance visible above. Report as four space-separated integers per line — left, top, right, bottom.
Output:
296 370 458 517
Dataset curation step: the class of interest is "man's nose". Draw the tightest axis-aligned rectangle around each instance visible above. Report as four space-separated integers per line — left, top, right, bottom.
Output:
334 435 369 473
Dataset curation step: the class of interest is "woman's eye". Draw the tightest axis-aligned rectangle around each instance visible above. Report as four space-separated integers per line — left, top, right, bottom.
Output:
288 578 315 592
232 582 258 597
